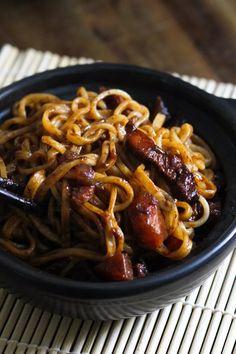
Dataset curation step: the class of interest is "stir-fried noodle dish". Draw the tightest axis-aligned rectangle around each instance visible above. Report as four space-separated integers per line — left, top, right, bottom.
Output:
0 87 223 281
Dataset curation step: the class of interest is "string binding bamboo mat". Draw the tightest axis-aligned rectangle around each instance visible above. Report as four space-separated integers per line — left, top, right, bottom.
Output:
0 43 235 354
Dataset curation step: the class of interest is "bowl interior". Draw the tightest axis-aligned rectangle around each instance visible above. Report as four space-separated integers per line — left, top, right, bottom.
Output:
0 63 235 296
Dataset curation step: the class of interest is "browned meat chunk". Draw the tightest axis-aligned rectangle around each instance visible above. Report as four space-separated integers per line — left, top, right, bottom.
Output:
207 200 221 226
95 252 134 281
58 151 81 163
66 164 95 185
189 201 203 221
190 200 221 226
126 128 198 202
133 260 149 278
71 185 95 205
128 191 168 250
99 86 125 109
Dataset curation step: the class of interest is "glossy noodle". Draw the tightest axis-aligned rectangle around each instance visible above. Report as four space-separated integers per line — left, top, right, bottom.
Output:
0 87 221 281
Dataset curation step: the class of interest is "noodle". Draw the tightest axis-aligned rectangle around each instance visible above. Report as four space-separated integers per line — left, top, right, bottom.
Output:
0 87 221 281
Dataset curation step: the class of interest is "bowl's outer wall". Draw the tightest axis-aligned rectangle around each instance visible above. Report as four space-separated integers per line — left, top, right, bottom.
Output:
0 234 233 320
0 64 235 320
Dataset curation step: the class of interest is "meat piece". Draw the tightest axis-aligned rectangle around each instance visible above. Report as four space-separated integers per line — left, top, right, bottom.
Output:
58 151 81 164
105 94 124 109
66 164 95 185
99 86 124 109
190 199 221 227
128 191 168 250
152 96 171 120
189 201 203 221
71 185 95 205
126 128 198 202
133 260 149 278
95 252 134 281
207 200 221 226
125 120 138 134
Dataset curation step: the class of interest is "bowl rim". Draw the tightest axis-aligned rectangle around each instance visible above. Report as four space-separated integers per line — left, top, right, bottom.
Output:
0 62 236 299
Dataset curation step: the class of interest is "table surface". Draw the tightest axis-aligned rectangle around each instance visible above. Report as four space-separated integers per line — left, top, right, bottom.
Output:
0 0 236 83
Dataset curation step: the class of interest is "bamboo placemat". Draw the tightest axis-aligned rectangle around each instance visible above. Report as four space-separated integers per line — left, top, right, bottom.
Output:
0 44 235 354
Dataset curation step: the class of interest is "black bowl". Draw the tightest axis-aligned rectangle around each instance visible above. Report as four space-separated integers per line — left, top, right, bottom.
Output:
0 64 235 320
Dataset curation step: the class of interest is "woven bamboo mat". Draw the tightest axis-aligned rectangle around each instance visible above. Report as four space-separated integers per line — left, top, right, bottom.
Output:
0 44 235 354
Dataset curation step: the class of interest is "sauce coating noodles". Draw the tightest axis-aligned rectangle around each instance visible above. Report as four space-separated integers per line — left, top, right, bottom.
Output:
0 87 220 281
